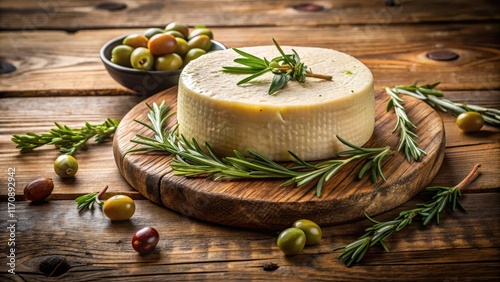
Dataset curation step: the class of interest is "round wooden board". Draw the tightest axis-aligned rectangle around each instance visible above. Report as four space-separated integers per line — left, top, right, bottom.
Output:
113 87 445 230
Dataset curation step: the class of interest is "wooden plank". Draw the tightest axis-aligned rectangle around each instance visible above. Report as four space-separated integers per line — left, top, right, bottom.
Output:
0 92 498 200
1 23 499 96
1 0 498 30
0 192 498 280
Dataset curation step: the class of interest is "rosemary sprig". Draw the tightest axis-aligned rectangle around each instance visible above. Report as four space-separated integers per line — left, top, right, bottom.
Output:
334 164 480 267
128 101 393 197
12 119 120 155
75 185 108 211
390 82 500 127
222 38 332 95
385 86 426 163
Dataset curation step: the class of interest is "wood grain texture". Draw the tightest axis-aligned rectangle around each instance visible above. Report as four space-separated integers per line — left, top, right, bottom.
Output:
0 193 498 281
1 0 498 30
1 23 499 96
0 93 496 200
113 88 445 229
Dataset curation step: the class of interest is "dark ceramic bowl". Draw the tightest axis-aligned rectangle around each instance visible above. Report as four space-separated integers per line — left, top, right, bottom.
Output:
100 35 227 95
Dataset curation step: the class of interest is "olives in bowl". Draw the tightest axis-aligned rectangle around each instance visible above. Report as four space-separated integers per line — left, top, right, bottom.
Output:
100 23 226 95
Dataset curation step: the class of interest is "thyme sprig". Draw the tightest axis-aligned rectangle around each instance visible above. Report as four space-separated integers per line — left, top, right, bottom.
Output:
334 164 480 267
12 119 120 155
222 38 332 95
385 86 426 163
391 82 500 127
127 101 393 197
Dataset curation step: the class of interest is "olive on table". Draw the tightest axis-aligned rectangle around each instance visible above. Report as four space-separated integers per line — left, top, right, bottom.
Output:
111 45 134 67
132 227 160 255
147 33 177 56
456 111 484 132
165 22 189 38
277 227 306 256
24 178 54 202
292 219 322 246
54 154 78 178
155 53 183 71
122 33 149 48
103 195 136 221
130 47 154 70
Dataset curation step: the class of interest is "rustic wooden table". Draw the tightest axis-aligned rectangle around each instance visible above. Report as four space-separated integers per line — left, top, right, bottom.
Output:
1 1 499 281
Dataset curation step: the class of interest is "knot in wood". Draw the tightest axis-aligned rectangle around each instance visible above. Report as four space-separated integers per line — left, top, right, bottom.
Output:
293 3 326 12
426 50 459 61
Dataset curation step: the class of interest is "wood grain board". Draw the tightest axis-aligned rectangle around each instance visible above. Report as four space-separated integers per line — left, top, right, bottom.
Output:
113 88 445 230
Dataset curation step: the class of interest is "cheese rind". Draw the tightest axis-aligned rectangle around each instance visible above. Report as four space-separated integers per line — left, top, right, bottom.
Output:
177 46 374 161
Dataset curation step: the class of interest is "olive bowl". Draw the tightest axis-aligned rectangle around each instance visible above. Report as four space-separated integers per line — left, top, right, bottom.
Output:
100 35 227 96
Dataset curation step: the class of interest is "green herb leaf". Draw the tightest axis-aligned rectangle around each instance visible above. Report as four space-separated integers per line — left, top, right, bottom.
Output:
222 38 332 95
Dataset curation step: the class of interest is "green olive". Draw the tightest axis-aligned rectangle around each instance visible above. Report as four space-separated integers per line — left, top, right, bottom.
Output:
183 48 206 67
174 37 189 57
188 34 212 52
165 22 189 38
103 195 136 221
277 227 306 256
292 219 322 245
111 45 134 67
187 27 213 40
144 28 164 39
122 33 148 48
456 112 484 132
130 47 154 70
155 53 183 71
165 30 185 39
54 154 78 178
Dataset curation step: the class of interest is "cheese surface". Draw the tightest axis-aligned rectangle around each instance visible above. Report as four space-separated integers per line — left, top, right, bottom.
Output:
177 46 374 161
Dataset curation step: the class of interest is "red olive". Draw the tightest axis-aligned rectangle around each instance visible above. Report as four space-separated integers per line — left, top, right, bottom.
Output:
132 227 159 255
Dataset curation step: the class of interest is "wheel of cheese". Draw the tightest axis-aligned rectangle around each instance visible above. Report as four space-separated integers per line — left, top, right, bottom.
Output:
177 46 374 161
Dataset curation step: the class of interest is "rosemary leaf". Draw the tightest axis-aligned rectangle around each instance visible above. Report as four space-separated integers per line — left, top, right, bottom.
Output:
222 38 332 95
334 164 480 267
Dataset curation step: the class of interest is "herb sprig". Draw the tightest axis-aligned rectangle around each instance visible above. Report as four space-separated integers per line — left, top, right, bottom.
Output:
390 82 500 127
385 87 426 163
222 38 332 95
12 119 120 155
334 164 480 267
127 101 393 197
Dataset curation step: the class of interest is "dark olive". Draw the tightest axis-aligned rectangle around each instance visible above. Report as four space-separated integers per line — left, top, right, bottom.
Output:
132 227 160 255
292 219 322 245
456 112 484 132
24 178 54 202
276 227 306 256
54 155 78 178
